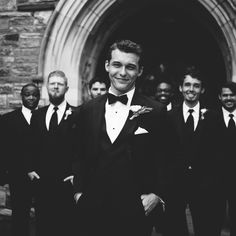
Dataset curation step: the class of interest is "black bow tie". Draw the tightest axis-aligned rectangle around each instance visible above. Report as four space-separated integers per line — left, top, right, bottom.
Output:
107 93 128 105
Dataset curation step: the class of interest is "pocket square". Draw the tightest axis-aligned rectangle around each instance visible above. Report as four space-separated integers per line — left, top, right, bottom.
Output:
134 127 149 135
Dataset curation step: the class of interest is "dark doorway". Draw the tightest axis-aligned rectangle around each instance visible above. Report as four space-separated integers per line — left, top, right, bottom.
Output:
96 0 227 109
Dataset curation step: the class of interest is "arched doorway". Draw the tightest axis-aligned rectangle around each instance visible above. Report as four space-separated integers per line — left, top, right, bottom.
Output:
39 0 236 106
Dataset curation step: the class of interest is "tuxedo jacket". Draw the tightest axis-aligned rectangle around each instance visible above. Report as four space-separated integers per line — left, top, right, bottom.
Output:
73 92 168 197
165 103 220 189
27 103 78 181
1 108 33 181
214 107 236 184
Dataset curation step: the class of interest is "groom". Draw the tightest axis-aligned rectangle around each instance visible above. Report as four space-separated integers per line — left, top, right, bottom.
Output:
73 39 168 236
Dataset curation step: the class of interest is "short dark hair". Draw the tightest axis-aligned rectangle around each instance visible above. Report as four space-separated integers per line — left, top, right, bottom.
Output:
106 39 144 67
155 72 174 88
180 65 205 87
21 83 40 96
47 70 68 85
88 76 110 89
219 81 236 95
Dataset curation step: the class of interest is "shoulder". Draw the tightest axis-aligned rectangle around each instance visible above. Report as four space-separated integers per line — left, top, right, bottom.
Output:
1 108 21 121
80 94 106 111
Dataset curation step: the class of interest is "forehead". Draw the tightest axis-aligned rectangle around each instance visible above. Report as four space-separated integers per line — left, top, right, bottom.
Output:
91 82 106 88
110 49 140 65
183 75 202 85
48 75 66 84
221 87 234 95
157 82 171 89
22 86 38 94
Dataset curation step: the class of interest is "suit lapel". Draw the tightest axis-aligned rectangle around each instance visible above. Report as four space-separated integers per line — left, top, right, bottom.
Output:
113 92 143 144
92 96 107 147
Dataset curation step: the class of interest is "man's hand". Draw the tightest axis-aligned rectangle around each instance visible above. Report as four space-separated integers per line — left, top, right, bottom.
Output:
63 175 74 184
28 171 40 181
141 193 165 216
74 192 82 203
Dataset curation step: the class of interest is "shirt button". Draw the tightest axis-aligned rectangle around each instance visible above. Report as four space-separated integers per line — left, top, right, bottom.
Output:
188 166 192 170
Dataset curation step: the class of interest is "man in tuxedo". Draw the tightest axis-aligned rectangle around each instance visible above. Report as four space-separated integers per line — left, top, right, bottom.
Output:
163 66 223 236
73 39 167 236
27 70 77 236
216 81 236 236
154 73 175 111
1 83 40 236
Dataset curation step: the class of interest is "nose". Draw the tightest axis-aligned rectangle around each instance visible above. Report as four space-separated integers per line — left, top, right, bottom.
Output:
119 66 126 76
189 85 194 91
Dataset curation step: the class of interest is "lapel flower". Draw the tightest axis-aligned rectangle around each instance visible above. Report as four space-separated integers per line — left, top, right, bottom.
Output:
129 105 153 120
64 107 72 120
200 108 208 120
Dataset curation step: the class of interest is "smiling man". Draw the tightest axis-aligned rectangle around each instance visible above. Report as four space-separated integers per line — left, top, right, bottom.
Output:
163 66 223 236
1 83 40 236
73 39 168 236
216 81 236 236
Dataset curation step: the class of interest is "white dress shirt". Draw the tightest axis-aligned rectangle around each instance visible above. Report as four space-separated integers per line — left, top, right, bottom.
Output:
21 105 33 125
182 102 200 131
105 87 135 143
46 100 67 130
222 107 236 127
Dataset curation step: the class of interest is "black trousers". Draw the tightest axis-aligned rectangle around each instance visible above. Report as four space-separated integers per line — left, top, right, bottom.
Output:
9 175 33 236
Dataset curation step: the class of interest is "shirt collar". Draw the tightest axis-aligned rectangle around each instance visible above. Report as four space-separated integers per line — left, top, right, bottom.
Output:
222 107 236 120
22 105 32 114
183 101 200 116
49 99 67 113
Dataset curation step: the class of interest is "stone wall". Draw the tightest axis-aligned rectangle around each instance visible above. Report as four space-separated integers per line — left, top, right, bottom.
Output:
0 0 57 114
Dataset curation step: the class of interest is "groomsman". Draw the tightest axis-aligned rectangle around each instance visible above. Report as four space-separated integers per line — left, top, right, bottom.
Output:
27 71 77 236
216 81 236 236
163 66 223 236
1 83 40 236
73 39 168 236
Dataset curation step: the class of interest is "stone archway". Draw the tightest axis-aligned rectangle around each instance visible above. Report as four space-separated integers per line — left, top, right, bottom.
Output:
39 0 236 106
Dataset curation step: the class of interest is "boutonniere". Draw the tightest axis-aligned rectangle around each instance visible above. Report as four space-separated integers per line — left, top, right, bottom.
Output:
129 105 153 120
64 107 72 120
200 108 208 120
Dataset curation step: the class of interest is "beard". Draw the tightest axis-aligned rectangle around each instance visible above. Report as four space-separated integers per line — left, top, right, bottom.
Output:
49 94 65 106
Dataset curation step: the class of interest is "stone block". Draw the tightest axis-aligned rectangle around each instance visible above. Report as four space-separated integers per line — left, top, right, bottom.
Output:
0 0 16 11
11 63 37 76
0 83 13 94
0 18 9 30
19 33 42 48
0 68 10 77
0 47 13 56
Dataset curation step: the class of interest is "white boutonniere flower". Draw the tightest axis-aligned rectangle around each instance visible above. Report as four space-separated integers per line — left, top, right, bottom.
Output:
64 107 72 120
129 105 153 120
200 108 208 120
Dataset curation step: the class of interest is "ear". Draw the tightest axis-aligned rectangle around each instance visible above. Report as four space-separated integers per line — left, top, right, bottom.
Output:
179 85 183 93
137 66 143 77
105 60 109 72
201 88 205 94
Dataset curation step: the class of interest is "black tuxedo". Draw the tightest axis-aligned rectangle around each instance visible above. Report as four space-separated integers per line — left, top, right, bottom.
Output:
1 108 34 236
73 92 168 236
28 103 78 236
215 107 236 236
163 104 223 236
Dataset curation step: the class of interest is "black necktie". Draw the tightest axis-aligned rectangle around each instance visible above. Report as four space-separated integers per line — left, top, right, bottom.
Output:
49 106 58 131
186 109 194 133
107 93 128 105
228 113 235 129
